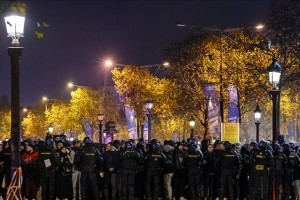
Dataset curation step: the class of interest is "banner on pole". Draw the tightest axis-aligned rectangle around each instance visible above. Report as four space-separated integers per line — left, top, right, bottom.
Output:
221 123 239 143
203 84 221 138
125 107 138 139
228 84 239 123
143 117 148 141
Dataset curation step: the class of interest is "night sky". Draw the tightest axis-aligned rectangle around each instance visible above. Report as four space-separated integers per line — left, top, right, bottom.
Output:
0 1 271 107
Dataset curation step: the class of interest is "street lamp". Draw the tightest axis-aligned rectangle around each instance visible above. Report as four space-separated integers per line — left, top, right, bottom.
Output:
4 0 25 198
48 124 54 134
98 114 104 145
268 57 283 144
42 96 56 111
146 101 154 143
104 59 170 69
189 115 196 139
254 104 261 143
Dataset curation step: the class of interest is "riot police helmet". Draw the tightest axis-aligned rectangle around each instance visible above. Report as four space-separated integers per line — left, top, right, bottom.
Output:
249 141 258 148
282 142 290 151
45 135 54 146
258 140 267 149
223 141 232 151
83 137 93 144
151 141 160 151
125 140 133 149
188 141 197 149
273 143 282 152
278 134 285 144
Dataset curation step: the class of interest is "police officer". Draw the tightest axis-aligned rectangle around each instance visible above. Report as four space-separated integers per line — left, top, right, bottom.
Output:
75 137 102 200
38 135 59 200
145 141 169 200
273 143 287 200
119 140 140 200
282 143 299 200
239 144 251 200
184 140 206 200
135 140 147 200
249 140 274 200
218 141 242 200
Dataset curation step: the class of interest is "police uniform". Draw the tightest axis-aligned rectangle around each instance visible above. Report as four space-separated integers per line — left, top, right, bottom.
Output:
75 137 102 200
273 144 287 200
119 141 140 200
184 141 206 200
145 142 168 200
249 141 274 200
38 143 59 200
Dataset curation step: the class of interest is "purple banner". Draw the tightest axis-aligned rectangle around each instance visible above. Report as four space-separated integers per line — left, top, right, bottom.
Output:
143 117 148 141
203 84 221 138
228 84 239 123
125 107 138 139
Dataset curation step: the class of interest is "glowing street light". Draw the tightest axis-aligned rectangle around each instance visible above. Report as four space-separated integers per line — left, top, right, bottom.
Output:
146 101 154 143
98 114 104 145
189 115 196 139
48 124 54 134
42 96 56 111
254 104 261 143
255 24 264 30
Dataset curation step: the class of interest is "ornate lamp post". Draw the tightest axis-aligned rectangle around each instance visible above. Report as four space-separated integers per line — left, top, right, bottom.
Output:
146 101 154 143
98 114 104 145
254 104 261 143
268 58 283 144
189 115 196 139
4 1 25 198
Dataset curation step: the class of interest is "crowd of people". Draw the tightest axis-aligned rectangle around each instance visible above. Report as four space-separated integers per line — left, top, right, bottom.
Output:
0 134 300 200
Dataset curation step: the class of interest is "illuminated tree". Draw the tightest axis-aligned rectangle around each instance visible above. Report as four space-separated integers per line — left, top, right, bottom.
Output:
112 65 180 139
68 86 120 141
22 111 47 139
0 110 11 140
44 100 70 134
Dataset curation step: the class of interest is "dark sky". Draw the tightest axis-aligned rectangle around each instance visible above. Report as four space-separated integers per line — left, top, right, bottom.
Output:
0 0 271 106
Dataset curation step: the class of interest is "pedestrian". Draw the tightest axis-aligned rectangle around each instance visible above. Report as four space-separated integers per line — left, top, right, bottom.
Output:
0 144 5 199
162 142 175 200
2 140 12 200
203 143 215 200
70 139 82 200
173 142 186 200
22 142 40 200
103 142 120 200
294 147 300 200
55 147 73 200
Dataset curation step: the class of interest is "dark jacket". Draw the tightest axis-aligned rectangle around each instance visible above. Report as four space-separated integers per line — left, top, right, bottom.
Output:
103 150 120 173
